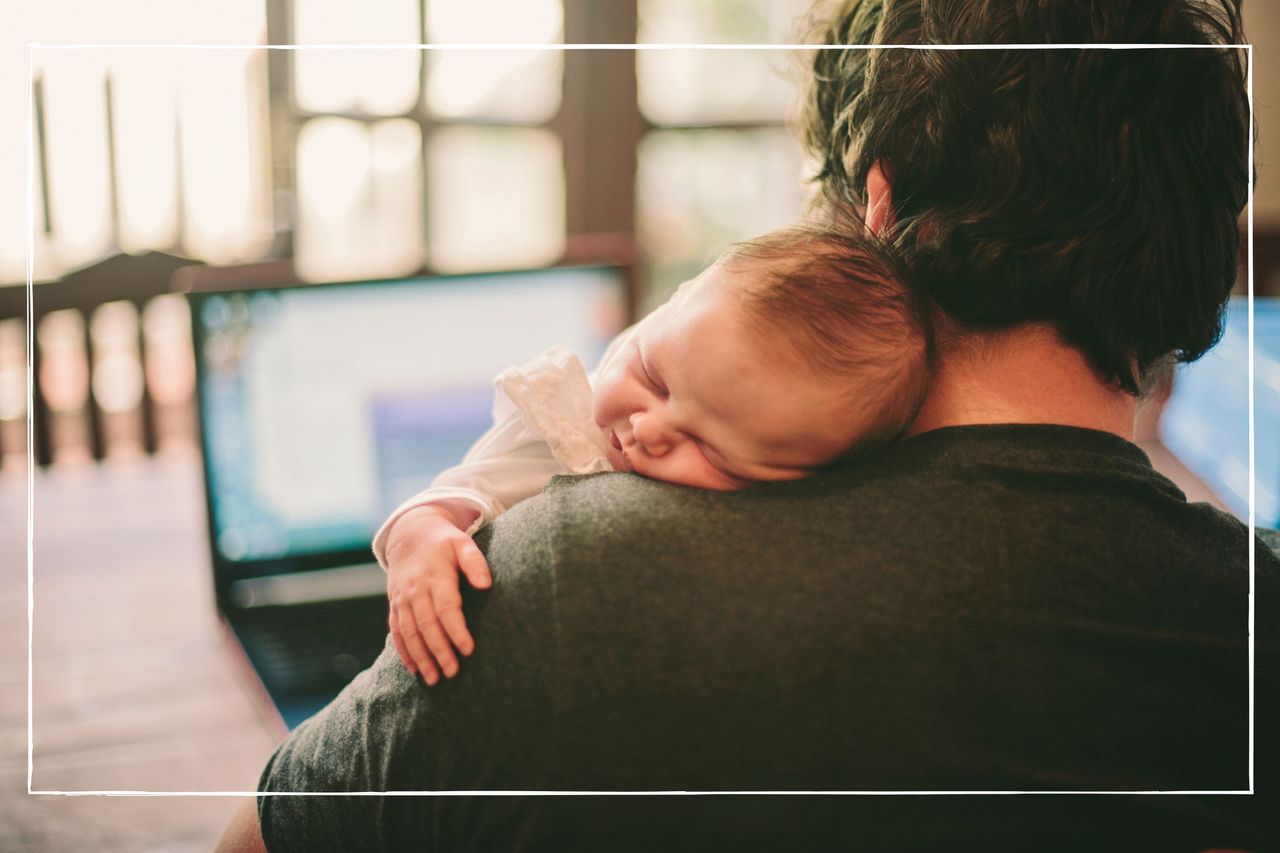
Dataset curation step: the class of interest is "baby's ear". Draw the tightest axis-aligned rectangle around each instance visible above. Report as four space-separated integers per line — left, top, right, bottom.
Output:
865 160 895 235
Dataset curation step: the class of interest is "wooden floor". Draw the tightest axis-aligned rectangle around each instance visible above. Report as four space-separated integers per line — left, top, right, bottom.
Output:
2 453 280 852
0 435 1228 850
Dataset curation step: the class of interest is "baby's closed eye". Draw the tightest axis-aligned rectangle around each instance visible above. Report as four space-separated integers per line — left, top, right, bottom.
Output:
637 351 668 397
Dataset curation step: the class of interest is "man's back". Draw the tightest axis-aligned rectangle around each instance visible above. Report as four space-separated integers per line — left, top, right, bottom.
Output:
259 425 1276 849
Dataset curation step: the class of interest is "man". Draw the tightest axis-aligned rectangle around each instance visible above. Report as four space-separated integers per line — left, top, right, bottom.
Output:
219 0 1276 849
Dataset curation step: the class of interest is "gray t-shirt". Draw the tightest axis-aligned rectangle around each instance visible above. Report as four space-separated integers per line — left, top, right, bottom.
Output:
258 425 1277 851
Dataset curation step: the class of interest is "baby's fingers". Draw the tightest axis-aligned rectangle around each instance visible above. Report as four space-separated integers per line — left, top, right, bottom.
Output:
396 600 441 686
410 590 460 679
454 539 492 590
430 571 474 658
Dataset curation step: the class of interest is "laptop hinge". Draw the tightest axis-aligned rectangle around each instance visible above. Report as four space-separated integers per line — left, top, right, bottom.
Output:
229 563 386 608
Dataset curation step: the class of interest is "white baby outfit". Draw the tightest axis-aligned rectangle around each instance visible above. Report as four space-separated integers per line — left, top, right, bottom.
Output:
372 345 616 567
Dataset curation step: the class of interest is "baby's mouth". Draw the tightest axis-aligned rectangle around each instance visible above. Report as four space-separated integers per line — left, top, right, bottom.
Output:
607 429 633 471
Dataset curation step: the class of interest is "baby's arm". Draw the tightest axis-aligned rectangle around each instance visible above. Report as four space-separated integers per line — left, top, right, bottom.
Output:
382 502 490 685
375 399 572 683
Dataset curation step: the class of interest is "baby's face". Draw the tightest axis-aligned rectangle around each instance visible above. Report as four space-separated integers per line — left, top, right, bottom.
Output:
591 263 860 491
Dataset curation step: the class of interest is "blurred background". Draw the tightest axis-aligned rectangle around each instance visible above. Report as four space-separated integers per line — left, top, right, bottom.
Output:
0 0 817 473
1 0 1277 849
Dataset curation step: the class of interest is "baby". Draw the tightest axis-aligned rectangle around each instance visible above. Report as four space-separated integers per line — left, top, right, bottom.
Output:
373 224 931 684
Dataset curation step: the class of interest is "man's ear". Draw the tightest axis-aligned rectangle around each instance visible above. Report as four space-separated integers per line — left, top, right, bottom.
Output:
865 160 895 235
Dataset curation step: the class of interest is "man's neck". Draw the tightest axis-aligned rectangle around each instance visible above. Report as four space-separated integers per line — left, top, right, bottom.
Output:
908 321 1137 441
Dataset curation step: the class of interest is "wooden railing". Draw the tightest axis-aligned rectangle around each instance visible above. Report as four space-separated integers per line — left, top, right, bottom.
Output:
0 252 207 469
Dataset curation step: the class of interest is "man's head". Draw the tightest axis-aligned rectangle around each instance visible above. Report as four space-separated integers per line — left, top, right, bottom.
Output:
591 224 930 490
802 0 1250 394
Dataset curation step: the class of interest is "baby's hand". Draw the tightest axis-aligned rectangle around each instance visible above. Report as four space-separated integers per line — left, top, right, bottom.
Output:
384 505 492 685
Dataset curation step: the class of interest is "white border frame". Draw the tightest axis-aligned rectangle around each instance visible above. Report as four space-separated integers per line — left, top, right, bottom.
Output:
24 39 1254 799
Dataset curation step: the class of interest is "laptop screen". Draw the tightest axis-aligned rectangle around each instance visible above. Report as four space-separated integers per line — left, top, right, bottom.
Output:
190 267 627 568
1161 296 1280 528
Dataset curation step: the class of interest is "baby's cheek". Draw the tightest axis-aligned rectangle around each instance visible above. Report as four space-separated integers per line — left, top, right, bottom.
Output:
590 376 620 426
657 445 730 491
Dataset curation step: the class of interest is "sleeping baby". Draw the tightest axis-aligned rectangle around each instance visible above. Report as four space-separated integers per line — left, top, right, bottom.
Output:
373 224 931 683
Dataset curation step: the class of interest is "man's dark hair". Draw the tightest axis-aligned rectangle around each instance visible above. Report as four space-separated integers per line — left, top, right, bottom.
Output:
802 0 1251 393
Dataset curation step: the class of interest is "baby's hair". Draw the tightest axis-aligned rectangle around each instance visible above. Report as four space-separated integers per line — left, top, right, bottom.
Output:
719 224 933 457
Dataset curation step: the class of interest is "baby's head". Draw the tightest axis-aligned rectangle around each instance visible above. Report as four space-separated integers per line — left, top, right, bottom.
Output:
592 224 931 490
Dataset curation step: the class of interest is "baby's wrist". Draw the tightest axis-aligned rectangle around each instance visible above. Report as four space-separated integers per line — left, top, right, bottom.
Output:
394 505 464 541
385 505 463 563
402 503 465 528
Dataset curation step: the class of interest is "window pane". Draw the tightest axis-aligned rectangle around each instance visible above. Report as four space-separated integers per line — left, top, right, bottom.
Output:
637 0 808 124
636 128 806 307
110 55 180 254
294 0 421 115
5 72 55 282
176 50 273 264
295 118 424 282
425 0 563 122
426 126 564 272
0 6 43 283
3 0 264 283
40 54 114 270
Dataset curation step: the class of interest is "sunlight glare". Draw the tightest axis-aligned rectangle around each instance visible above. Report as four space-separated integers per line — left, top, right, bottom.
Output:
425 0 562 121
109 54 180 253
177 50 273 263
294 0 420 115
295 118 424 282
40 53 113 269
426 126 564 272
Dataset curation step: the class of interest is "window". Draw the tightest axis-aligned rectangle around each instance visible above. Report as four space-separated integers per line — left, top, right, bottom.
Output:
12 0 812 296
290 0 566 281
634 0 811 308
4 0 817 467
10 0 272 282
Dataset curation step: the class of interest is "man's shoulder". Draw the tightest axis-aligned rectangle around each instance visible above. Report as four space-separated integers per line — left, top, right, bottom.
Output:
507 467 891 537
491 469 873 578
491 471 788 558
537 470 740 516
487 446 1270 615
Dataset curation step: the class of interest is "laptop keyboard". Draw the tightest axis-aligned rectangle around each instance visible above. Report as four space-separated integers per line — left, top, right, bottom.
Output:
231 596 390 695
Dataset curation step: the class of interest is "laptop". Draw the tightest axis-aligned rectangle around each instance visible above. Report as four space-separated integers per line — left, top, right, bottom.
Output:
187 265 629 728
1161 295 1280 528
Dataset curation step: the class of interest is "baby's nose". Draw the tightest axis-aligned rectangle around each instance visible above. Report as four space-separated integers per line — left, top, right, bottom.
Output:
629 412 672 458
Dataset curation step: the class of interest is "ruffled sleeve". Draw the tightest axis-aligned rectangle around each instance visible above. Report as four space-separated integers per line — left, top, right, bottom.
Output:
494 345 613 475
